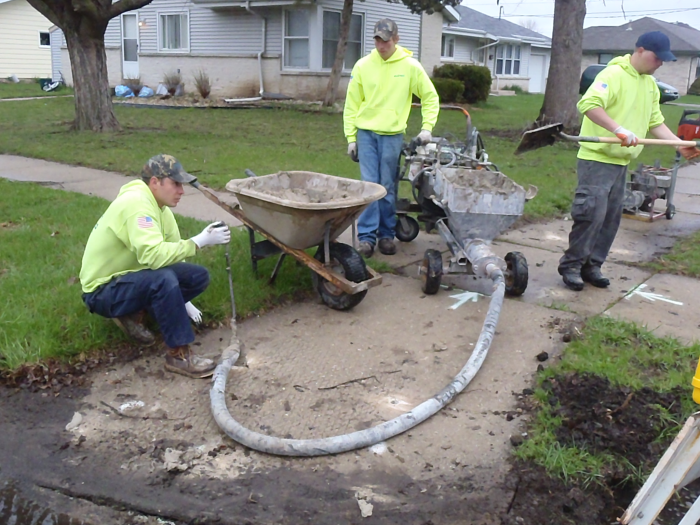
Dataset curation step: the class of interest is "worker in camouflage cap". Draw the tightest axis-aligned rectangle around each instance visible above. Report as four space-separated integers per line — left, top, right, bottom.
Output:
373 18 398 42
344 18 439 258
141 153 197 184
80 154 231 379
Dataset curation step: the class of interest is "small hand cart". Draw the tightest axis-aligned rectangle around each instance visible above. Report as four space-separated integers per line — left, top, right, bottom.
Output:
195 171 385 310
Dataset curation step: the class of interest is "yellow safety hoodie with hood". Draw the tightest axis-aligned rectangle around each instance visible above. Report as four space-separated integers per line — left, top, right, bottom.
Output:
577 54 664 166
80 180 197 293
344 45 439 143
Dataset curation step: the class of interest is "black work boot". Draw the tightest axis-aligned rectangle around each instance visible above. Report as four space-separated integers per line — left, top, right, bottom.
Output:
113 311 155 346
165 345 216 379
560 270 584 291
581 267 610 288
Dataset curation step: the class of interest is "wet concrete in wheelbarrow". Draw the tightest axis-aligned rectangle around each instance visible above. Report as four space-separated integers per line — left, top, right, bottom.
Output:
3 156 700 524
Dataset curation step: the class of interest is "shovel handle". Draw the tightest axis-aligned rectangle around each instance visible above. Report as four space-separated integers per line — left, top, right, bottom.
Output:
561 133 699 148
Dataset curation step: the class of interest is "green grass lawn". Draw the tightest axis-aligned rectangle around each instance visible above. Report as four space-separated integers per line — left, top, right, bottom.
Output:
2 91 700 369
0 80 73 99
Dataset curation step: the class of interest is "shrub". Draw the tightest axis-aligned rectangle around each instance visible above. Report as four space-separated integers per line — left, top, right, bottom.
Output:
432 78 463 103
689 77 700 96
162 72 182 96
501 84 526 95
123 76 142 96
433 64 491 104
193 70 211 99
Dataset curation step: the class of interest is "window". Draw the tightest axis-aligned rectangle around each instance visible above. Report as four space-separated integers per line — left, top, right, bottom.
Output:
495 44 521 75
39 32 50 47
322 11 363 70
159 13 189 52
284 10 309 68
441 35 455 58
598 53 613 64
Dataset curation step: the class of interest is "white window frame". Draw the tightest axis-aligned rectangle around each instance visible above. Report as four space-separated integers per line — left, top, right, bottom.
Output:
39 31 50 48
495 44 521 76
598 53 613 64
157 11 190 53
441 35 455 59
283 9 310 70
321 10 364 71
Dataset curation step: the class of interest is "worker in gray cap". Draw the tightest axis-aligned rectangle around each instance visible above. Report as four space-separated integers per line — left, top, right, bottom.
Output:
80 154 231 378
558 31 700 291
344 18 439 258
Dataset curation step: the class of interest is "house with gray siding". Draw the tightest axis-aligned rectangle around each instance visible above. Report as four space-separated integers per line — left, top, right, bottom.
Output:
424 5 551 94
582 18 700 96
51 0 426 100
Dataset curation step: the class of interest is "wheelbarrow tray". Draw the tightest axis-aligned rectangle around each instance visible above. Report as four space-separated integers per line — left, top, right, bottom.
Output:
225 171 386 250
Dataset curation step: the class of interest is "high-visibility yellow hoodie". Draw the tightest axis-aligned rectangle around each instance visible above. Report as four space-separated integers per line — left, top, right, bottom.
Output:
577 54 664 166
80 180 197 293
343 45 439 143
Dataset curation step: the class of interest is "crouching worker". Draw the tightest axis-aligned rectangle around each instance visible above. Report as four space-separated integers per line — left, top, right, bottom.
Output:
79 154 231 378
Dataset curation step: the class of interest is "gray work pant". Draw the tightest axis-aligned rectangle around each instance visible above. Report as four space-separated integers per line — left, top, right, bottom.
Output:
558 159 627 273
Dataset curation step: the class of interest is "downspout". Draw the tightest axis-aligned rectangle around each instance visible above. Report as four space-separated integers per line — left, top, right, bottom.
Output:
225 0 266 103
472 38 499 90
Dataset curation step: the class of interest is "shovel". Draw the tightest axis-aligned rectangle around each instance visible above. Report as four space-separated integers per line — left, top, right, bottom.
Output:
514 122 700 155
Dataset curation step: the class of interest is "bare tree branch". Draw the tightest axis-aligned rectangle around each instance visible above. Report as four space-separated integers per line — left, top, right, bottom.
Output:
109 0 153 18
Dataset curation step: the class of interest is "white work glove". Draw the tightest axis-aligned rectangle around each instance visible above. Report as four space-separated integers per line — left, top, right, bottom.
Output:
347 142 358 162
614 126 638 147
185 301 202 324
417 129 432 145
191 222 230 249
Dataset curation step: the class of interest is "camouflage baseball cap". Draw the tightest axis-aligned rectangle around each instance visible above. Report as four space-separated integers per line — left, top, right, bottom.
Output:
373 18 398 41
141 154 197 184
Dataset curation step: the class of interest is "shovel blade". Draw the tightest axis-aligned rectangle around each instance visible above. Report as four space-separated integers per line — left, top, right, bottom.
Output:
514 122 564 155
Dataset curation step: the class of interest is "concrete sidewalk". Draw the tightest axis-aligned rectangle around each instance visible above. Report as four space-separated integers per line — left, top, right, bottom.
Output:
2 153 700 524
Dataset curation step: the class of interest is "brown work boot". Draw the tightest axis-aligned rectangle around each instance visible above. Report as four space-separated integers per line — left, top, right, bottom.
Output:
164 345 216 379
112 311 155 346
378 238 397 255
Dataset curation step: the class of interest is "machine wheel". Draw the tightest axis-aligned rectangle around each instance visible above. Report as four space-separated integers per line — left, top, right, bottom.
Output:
504 251 528 297
666 204 676 220
420 249 443 295
396 215 420 242
313 243 368 311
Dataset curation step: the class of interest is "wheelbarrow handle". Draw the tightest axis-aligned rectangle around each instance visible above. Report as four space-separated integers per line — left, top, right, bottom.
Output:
560 133 699 148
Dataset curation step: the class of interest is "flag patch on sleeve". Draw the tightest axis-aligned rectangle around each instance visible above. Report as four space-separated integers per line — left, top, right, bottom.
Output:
137 216 154 229
593 81 608 91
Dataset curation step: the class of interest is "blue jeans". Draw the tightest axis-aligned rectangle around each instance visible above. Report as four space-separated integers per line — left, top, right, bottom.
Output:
82 263 209 348
356 129 404 245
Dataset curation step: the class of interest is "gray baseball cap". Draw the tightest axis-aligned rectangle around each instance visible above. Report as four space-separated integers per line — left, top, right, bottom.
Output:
141 154 197 184
373 18 398 41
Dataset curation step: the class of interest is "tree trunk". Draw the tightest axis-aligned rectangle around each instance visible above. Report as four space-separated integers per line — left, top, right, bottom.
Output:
536 0 586 131
65 27 121 132
322 0 354 107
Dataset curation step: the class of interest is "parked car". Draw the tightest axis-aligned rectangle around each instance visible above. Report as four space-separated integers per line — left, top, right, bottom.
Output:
579 64 680 104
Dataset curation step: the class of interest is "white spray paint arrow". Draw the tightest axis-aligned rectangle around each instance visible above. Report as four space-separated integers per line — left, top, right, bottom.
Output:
624 283 683 306
448 290 482 310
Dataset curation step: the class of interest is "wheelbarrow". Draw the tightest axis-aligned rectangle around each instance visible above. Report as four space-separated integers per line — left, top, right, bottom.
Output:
192 170 385 310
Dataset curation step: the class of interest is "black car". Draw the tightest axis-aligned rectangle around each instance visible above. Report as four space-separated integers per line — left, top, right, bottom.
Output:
579 64 680 104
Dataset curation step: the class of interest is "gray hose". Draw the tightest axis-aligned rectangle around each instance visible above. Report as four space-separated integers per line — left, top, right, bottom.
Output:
209 269 506 457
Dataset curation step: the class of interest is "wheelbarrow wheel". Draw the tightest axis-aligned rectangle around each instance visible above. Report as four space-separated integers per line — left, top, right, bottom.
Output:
396 215 420 242
504 251 528 297
313 243 368 311
420 249 443 295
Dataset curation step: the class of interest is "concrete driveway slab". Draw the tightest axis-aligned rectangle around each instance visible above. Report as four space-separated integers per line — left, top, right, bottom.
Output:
50 273 574 523
605 273 699 345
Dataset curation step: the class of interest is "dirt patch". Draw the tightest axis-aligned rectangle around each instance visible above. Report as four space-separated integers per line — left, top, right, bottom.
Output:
502 372 687 525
